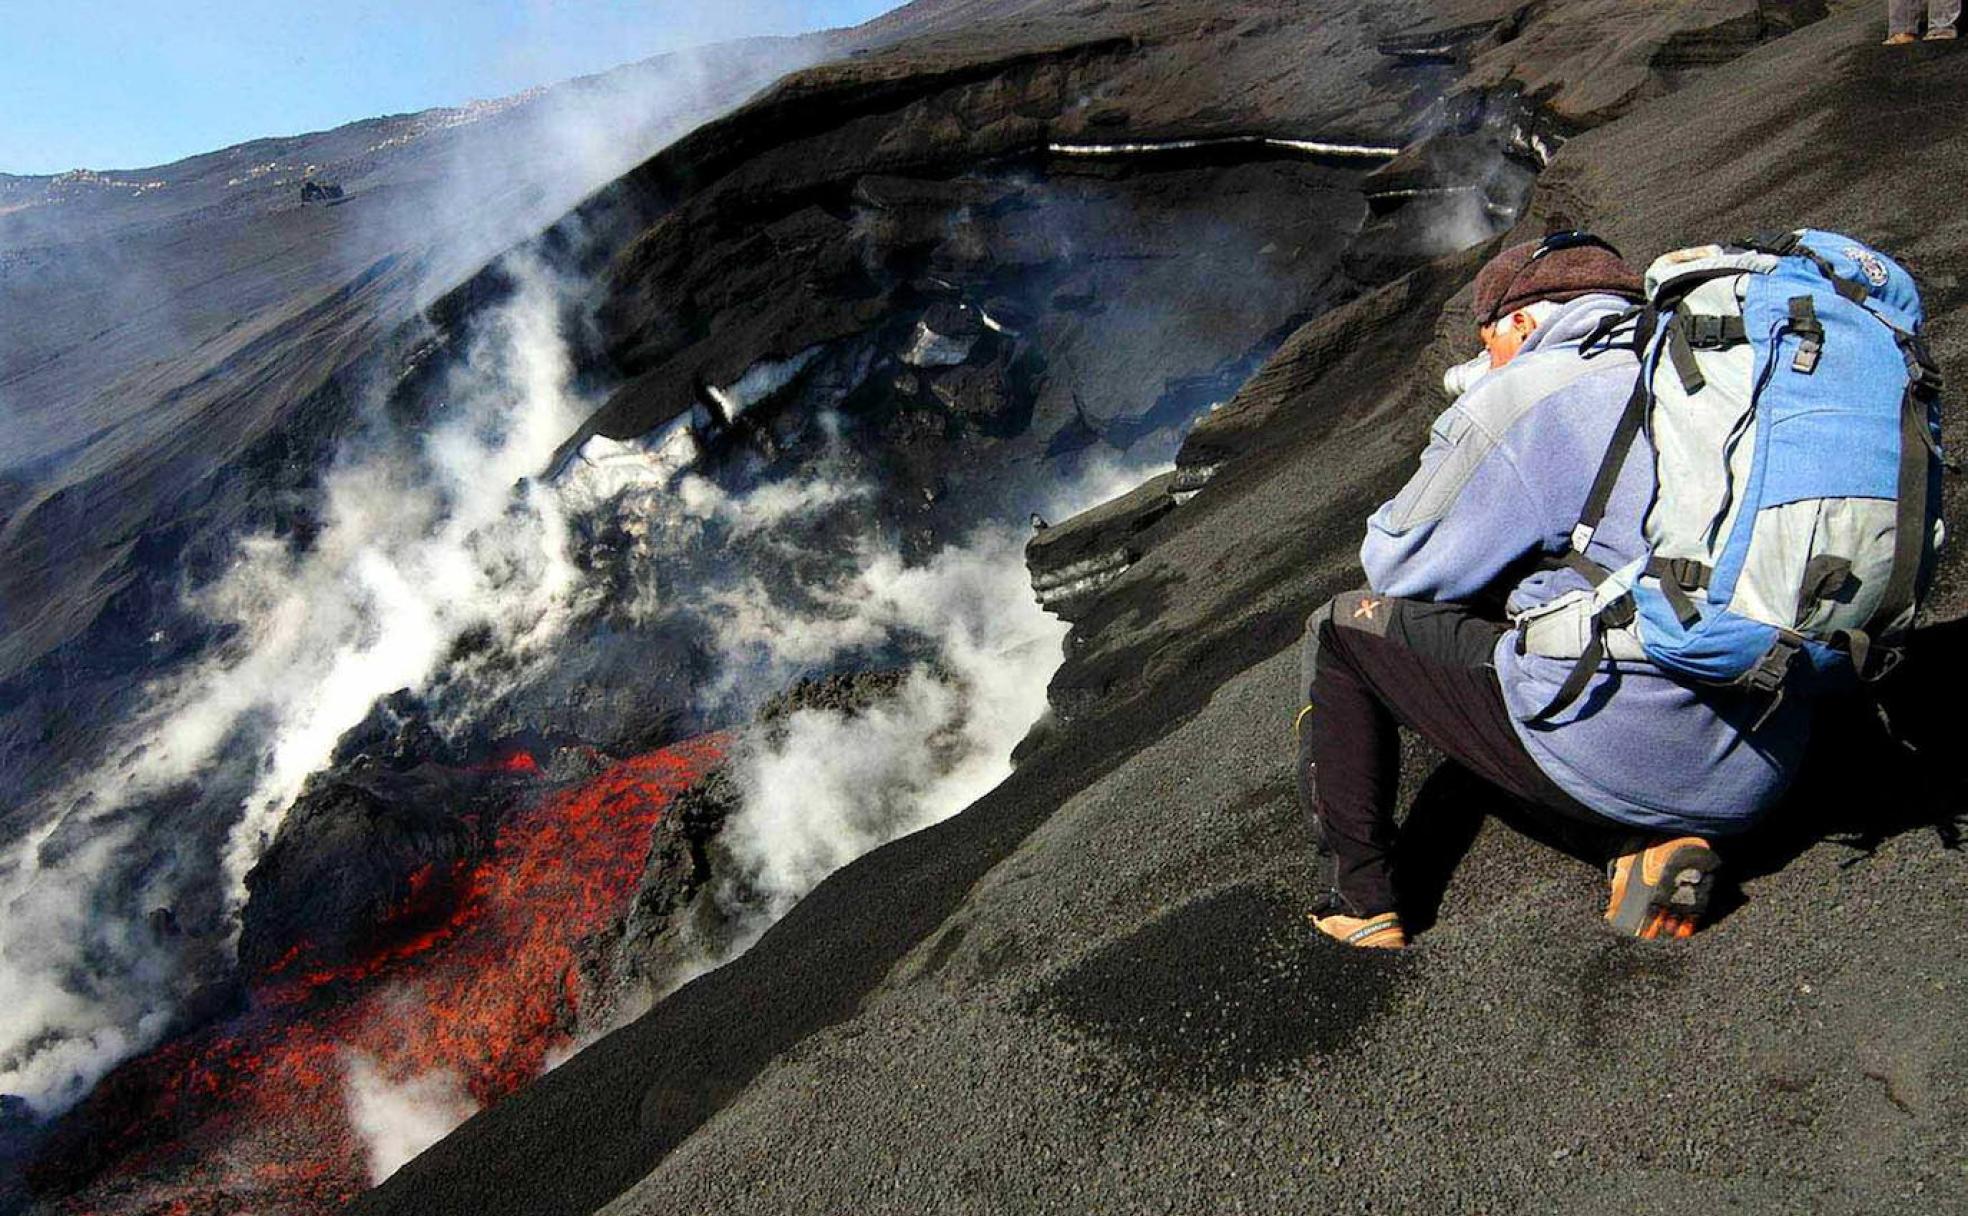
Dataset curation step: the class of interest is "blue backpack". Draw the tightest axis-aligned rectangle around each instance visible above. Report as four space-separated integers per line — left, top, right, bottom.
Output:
1532 230 1946 721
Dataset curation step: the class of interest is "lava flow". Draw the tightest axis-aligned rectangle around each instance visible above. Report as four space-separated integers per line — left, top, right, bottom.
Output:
43 733 728 1216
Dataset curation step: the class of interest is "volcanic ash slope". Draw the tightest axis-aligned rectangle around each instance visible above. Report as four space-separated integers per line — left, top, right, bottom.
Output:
363 6 1968 1216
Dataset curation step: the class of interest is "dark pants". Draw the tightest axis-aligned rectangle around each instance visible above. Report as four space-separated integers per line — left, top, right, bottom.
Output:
1295 590 1633 915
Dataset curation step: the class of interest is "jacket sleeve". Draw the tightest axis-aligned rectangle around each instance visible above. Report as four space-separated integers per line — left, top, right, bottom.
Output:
1360 389 1556 602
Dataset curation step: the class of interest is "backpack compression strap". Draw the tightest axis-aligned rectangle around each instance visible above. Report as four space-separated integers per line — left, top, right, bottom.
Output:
1567 309 1659 560
1850 337 1947 679
1742 231 1874 306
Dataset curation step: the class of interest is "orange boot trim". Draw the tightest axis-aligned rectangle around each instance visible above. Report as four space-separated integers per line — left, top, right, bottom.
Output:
1311 910 1407 949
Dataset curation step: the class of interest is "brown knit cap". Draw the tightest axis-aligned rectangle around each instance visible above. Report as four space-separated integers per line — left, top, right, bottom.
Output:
1471 237 1643 325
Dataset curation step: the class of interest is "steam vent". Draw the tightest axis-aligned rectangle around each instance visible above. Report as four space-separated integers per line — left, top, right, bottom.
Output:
2 2 1964 1215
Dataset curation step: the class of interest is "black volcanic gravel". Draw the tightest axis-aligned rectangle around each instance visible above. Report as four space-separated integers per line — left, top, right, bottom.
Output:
1033 886 1410 1088
360 7 1968 1216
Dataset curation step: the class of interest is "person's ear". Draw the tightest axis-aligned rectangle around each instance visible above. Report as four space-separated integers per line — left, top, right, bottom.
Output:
1509 309 1540 337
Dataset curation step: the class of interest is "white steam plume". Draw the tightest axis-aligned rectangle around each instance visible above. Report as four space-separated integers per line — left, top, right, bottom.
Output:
0 253 589 1115
352 31 832 310
676 456 1168 973
0 821 172 1117
203 257 586 902
343 1053 479 1184
674 468 867 540
164 253 584 907
720 527 1060 924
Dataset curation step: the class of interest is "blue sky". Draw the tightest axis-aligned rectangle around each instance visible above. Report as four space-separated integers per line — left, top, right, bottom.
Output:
0 1 901 175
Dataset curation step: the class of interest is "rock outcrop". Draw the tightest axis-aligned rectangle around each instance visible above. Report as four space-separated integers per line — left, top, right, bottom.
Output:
573 670 927 1030
235 763 509 978
1025 471 1174 617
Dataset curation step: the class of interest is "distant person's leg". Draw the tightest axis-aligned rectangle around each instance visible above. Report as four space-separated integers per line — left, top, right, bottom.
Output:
1927 0 1959 36
1886 0 1924 40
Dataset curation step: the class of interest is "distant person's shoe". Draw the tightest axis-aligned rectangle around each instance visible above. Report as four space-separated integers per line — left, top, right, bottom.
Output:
1605 837 1720 939
1925 27 1958 39
1311 909 1407 949
1883 32 1919 44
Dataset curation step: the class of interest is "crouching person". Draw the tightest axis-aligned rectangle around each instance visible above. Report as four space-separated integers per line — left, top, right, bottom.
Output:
1297 233 1813 947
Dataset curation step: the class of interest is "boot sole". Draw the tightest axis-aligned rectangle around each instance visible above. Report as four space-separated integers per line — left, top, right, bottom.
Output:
1608 843 1721 937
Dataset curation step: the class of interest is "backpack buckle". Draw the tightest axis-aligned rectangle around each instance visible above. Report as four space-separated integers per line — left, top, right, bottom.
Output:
1788 296 1824 374
1598 593 1637 631
1684 315 1742 348
1742 230 1802 256
1740 635 1802 695
1901 336 1944 392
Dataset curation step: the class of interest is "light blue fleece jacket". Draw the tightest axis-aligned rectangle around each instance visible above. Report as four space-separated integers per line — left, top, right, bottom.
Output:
1362 294 1810 836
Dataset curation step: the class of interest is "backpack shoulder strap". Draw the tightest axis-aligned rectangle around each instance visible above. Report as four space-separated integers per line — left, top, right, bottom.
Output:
1524 310 1662 725
1568 308 1659 555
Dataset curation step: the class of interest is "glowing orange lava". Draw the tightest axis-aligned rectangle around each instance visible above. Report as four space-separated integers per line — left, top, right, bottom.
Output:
53 734 727 1216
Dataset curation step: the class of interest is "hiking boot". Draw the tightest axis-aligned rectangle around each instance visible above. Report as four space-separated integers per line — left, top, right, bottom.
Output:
1925 27 1958 39
1310 909 1407 949
1605 837 1720 939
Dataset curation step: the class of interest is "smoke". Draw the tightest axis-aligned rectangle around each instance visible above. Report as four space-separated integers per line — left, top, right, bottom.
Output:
0 818 173 1117
0 245 1158 1121
0 252 592 1116
0 9 946 1180
1385 92 1544 257
165 253 586 903
357 31 831 308
717 534 1056 921
0 9 1270 1140
212 260 590 898
671 455 1165 974
675 469 869 540
342 1052 479 1185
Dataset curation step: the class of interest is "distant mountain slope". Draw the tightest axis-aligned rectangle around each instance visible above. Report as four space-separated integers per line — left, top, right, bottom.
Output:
0 33 831 804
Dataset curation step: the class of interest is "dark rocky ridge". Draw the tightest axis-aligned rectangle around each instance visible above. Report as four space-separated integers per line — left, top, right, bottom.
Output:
559 153 1375 546
347 3 1968 1216
1431 0 1834 123
1027 471 1174 613
526 0 1495 528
